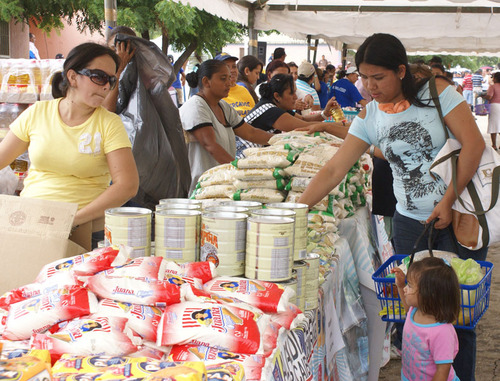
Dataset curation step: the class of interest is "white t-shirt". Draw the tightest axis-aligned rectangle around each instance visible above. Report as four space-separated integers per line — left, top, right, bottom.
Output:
180 95 243 193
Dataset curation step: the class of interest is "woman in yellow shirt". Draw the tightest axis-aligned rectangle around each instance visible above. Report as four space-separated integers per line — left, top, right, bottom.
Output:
0 42 139 244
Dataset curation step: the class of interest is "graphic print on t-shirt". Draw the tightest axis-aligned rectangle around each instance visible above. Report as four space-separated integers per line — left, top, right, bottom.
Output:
79 132 102 155
382 120 444 211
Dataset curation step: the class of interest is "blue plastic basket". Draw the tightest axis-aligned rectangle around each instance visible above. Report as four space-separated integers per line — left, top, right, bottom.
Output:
343 109 360 122
372 254 493 329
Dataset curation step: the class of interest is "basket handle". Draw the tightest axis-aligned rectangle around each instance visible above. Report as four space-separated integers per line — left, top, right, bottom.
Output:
409 219 439 267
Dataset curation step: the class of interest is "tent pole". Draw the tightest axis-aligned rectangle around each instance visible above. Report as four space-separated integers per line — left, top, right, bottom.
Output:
312 39 319 65
104 0 117 41
342 43 347 70
307 35 312 62
248 6 258 57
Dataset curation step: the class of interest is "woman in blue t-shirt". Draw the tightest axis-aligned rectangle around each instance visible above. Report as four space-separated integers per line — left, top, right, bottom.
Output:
299 33 486 381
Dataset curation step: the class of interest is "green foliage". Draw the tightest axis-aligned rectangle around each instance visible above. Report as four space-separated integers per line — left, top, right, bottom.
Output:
409 54 499 72
1 0 104 33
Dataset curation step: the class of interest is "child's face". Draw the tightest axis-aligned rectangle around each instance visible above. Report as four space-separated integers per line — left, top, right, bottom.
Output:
404 274 419 308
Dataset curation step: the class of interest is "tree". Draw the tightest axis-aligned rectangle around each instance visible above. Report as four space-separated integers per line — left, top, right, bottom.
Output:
116 0 246 74
0 0 103 33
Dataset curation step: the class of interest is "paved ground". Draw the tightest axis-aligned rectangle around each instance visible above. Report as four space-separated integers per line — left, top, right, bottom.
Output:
379 115 500 380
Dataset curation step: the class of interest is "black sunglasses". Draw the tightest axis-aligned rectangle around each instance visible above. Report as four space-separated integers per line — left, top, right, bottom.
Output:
77 68 117 90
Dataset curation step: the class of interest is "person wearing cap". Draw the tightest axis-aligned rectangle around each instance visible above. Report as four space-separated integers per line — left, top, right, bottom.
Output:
273 47 287 62
295 61 321 111
331 67 368 108
215 53 256 119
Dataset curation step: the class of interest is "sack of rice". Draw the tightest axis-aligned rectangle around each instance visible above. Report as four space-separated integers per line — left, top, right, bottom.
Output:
232 168 286 181
231 189 286 203
191 185 236 200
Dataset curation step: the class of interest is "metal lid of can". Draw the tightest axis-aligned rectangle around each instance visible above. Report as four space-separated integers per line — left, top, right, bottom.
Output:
247 216 294 224
204 206 249 214
155 209 202 217
156 203 200 211
202 212 248 220
220 200 263 208
266 202 309 210
159 198 203 205
105 207 152 216
251 208 296 219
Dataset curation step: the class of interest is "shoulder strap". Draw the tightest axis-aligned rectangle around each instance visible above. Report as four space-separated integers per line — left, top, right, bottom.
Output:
428 76 449 140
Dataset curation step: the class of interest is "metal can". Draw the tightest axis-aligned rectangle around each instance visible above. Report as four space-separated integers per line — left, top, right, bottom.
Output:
154 209 201 262
293 260 307 301
201 212 247 276
250 208 296 221
303 253 320 310
219 200 263 211
245 216 295 281
271 271 298 305
104 207 152 258
266 202 308 260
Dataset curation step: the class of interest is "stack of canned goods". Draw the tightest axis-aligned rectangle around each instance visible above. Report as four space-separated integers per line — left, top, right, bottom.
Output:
104 207 152 258
293 260 307 310
304 253 321 310
266 202 308 261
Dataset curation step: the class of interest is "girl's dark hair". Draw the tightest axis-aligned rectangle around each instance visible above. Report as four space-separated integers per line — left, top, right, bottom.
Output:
259 73 295 102
237 55 263 103
407 257 460 323
51 43 120 99
265 60 290 79
185 59 227 89
355 33 427 107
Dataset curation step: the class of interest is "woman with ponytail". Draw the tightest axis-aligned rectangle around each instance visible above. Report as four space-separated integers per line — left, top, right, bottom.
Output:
0 42 138 247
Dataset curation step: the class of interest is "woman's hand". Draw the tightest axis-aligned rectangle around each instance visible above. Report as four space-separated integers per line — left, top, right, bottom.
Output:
115 41 135 75
324 97 339 116
426 199 453 230
294 98 308 111
295 124 328 134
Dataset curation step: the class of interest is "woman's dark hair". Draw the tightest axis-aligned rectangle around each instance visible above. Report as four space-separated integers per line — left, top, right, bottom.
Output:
51 42 120 99
265 60 290 80
106 26 137 45
430 63 446 75
336 69 346 80
297 73 314 83
407 257 460 323
259 73 295 103
493 72 500 83
185 59 227 89
288 61 298 70
355 33 427 107
237 55 263 103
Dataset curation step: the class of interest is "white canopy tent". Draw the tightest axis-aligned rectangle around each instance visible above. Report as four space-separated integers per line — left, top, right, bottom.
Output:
173 0 500 55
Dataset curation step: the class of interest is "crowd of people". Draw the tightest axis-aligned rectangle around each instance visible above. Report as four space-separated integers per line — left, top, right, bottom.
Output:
1 30 497 381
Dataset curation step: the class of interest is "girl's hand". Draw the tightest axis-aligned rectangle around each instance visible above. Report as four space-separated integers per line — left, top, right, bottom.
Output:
294 98 308 111
426 200 452 230
391 267 406 290
295 124 327 134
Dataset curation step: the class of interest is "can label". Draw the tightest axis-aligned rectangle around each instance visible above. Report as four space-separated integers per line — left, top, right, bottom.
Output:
155 212 200 262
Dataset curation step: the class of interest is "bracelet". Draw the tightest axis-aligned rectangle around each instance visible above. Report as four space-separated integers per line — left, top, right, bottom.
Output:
369 145 375 158
321 110 329 120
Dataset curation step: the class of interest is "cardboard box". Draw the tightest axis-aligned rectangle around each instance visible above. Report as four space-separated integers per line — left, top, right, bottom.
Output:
0 195 87 294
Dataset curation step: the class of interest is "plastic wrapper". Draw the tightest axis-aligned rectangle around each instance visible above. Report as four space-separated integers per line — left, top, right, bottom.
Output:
35 247 125 283
102 256 166 280
233 178 287 191
96 299 163 342
451 258 484 285
32 316 139 361
52 354 147 374
0 271 82 309
168 345 266 381
231 188 285 203
128 345 165 360
261 321 281 357
157 301 269 355
140 361 206 381
86 274 182 307
191 185 236 200
164 274 203 290
114 34 191 209
232 168 286 181
231 149 297 169
269 303 305 330
2 285 98 340
284 144 339 178
197 164 236 188
0 355 52 381
206 361 245 381
268 131 338 148
164 261 217 285
0 165 18 195
203 277 295 313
